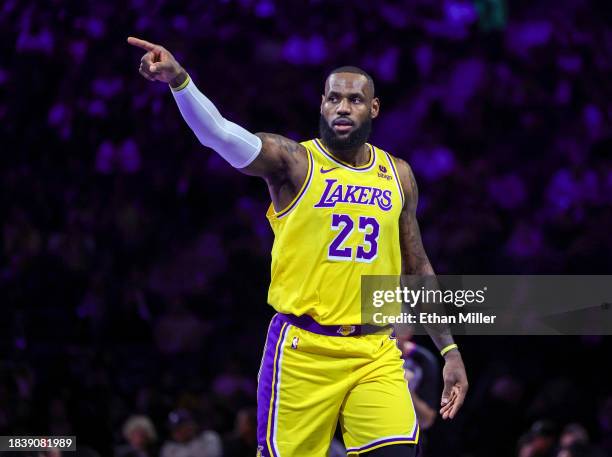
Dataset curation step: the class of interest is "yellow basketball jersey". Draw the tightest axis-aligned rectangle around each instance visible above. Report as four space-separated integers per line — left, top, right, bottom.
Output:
266 138 405 325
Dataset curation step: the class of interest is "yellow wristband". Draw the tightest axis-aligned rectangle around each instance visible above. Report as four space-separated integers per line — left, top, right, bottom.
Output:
440 343 458 357
171 73 191 92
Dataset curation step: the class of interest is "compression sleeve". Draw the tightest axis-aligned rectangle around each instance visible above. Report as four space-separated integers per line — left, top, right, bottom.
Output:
170 75 262 168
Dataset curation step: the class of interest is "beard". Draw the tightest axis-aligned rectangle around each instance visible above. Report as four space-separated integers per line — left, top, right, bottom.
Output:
319 115 372 152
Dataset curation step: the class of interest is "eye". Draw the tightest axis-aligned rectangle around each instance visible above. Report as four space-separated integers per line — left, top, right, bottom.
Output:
352 97 362 104
328 95 338 102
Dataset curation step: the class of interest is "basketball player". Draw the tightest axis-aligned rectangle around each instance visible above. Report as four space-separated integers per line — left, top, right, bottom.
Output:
128 36 468 457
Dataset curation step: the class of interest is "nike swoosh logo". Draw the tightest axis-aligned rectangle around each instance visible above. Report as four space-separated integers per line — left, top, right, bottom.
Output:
320 166 340 174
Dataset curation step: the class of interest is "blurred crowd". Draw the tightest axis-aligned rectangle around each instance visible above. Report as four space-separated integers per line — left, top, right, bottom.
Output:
1 0 611 455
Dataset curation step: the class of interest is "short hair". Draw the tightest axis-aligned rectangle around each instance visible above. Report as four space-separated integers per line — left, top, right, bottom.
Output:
122 415 157 442
326 66 375 97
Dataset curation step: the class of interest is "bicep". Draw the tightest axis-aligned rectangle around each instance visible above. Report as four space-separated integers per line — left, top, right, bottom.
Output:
396 158 434 275
239 133 307 182
399 205 433 275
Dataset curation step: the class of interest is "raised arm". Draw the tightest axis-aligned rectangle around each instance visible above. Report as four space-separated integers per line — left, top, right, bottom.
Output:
395 157 468 420
126 36 307 192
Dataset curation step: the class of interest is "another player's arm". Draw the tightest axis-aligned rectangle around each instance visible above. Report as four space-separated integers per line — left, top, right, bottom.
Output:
403 368 437 429
395 158 468 420
127 36 307 192
410 390 437 429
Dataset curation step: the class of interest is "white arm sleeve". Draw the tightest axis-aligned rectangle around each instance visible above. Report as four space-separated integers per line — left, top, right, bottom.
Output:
170 76 262 168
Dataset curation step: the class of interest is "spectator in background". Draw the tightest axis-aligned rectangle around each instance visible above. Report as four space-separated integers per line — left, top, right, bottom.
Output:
160 409 222 457
556 442 607 457
559 423 589 449
115 415 158 457
222 407 257 457
154 298 207 356
517 420 557 457
597 396 612 456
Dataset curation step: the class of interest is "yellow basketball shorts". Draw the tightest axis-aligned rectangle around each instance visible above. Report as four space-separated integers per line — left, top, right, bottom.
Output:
256 313 419 456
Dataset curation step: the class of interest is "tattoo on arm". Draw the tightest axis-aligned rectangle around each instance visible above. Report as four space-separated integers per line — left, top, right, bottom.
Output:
399 161 434 275
249 133 305 182
257 133 303 162
397 158 454 348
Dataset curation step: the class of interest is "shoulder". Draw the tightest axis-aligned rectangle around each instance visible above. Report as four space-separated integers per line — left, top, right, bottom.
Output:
384 152 418 206
383 153 411 182
370 146 412 181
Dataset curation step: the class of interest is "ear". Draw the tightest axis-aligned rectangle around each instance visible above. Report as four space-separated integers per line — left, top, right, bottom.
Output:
370 97 380 119
320 94 325 114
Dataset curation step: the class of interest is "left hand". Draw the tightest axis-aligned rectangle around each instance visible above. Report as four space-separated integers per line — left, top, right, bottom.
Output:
404 368 415 383
440 350 468 420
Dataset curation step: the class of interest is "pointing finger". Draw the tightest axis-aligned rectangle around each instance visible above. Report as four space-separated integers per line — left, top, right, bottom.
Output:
127 36 157 51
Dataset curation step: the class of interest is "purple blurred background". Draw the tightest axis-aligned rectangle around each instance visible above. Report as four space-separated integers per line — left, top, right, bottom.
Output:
1 0 612 456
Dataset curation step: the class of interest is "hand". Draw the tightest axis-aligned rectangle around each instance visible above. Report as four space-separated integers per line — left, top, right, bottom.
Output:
127 36 186 86
404 368 415 383
439 350 468 420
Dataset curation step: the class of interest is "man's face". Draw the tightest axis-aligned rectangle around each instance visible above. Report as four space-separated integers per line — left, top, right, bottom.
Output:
319 73 379 151
172 422 196 443
128 428 148 449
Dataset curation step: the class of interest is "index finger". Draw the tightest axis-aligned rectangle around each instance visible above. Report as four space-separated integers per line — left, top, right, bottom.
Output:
448 387 467 419
127 36 157 51
440 390 458 416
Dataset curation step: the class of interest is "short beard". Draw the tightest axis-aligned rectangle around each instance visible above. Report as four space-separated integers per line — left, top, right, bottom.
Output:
319 115 372 152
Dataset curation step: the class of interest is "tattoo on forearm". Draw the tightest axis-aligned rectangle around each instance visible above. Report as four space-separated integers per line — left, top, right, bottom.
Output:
398 159 453 347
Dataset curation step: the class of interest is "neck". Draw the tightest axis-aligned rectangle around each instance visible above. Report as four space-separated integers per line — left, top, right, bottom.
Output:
322 140 370 167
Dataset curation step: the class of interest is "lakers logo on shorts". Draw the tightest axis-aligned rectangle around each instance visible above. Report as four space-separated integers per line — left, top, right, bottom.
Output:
337 325 356 336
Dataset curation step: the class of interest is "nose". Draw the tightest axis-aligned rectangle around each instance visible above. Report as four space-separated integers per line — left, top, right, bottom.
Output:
336 98 351 115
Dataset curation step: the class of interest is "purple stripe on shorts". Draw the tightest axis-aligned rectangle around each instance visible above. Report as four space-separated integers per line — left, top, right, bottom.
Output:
269 323 289 455
347 425 419 453
257 315 288 457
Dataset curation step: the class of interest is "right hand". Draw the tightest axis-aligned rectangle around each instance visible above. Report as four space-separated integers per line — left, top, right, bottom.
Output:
127 36 185 85
439 350 468 420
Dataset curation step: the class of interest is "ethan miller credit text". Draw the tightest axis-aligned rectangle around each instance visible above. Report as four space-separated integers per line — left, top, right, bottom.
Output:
372 312 497 325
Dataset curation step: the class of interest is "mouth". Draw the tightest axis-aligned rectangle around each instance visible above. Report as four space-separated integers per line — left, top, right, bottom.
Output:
332 118 354 134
